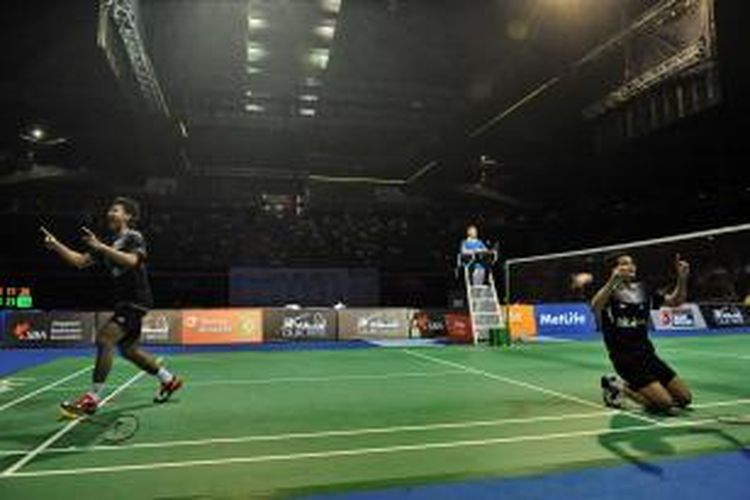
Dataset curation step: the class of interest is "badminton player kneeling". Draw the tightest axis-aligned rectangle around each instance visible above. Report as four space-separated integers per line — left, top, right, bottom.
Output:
41 197 183 416
591 253 692 414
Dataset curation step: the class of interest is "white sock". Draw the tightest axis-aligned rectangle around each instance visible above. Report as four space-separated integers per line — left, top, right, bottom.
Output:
89 384 105 400
156 367 174 384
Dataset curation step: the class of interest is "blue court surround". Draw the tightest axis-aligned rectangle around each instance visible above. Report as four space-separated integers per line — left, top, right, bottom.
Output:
304 450 750 500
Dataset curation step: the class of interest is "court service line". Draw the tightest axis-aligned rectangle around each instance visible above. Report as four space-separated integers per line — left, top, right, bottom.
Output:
45 370 471 392
0 396 749 459
402 349 662 426
0 417 729 480
0 366 90 413
0 409 619 457
0 369 147 478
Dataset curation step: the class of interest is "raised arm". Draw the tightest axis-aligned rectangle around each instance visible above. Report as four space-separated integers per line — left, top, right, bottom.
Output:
81 227 141 269
41 226 93 269
591 265 626 315
664 254 690 307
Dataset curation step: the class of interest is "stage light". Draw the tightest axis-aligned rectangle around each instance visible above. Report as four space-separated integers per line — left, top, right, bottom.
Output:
245 103 265 113
320 0 341 14
246 66 263 75
314 21 336 41
30 127 45 140
299 94 319 102
309 48 330 70
299 108 317 117
247 15 267 30
246 42 266 63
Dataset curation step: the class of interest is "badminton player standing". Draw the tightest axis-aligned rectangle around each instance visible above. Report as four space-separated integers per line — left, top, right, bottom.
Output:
591 253 693 414
41 197 182 415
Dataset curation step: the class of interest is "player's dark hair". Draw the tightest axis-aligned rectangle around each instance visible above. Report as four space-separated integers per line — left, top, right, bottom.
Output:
111 196 141 225
605 252 634 270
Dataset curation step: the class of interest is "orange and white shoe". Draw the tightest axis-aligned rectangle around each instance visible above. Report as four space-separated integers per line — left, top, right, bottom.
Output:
154 376 183 404
60 393 99 417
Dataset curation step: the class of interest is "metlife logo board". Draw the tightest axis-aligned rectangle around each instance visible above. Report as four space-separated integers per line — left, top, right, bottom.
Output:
533 303 597 336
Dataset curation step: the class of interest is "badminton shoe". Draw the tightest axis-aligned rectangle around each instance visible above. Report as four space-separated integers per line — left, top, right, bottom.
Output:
60 393 99 417
601 375 625 409
154 376 183 404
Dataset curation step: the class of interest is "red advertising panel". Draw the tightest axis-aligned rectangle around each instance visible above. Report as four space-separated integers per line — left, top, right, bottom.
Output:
444 313 473 343
181 309 263 344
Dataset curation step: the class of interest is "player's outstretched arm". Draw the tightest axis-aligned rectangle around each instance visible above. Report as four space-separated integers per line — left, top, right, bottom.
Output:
664 254 690 307
81 227 140 269
40 226 93 269
591 266 626 314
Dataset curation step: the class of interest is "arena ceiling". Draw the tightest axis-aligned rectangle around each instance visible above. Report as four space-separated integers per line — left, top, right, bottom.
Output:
2 0 742 213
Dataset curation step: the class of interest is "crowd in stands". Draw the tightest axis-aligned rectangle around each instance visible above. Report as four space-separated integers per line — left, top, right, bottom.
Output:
147 206 460 271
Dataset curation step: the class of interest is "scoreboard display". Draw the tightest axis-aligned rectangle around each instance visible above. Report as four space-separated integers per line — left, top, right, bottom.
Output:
0 285 33 309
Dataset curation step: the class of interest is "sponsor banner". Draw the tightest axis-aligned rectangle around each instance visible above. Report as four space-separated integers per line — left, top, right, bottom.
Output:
182 309 263 345
141 310 182 344
2 311 95 346
651 303 707 331
508 305 537 340
47 312 96 343
534 303 597 336
263 308 337 341
444 313 473 343
408 309 449 339
338 309 410 340
2 311 47 345
700 304 750 329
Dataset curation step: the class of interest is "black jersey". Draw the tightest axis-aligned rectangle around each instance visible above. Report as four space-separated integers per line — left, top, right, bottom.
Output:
600 282 662 355
93 229 153 310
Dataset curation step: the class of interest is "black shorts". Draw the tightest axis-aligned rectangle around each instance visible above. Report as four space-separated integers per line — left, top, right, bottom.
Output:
610 351 677 391
110 304 147 349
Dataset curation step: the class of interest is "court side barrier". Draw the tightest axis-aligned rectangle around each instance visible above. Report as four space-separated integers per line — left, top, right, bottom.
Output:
2 304 745 347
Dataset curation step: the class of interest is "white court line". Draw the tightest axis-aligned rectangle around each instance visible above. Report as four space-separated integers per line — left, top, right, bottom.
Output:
402 349 661 426
662 348 750 361
0 366 90 413
0 369 147 478
0 416 733 480
0 396 748 460
0 409 619 457
44 370 470 392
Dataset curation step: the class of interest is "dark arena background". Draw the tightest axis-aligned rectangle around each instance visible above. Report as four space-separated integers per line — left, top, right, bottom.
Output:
1 1 749 499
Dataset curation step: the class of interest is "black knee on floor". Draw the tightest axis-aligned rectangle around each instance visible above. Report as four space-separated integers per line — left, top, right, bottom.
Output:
675 395 693 408
648 396 675 414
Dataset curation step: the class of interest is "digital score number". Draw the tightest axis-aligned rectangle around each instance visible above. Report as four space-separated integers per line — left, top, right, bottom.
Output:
0 286 34 309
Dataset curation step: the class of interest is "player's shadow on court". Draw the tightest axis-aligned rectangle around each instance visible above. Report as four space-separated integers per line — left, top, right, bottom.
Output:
598 414 750 478
25 401 159 468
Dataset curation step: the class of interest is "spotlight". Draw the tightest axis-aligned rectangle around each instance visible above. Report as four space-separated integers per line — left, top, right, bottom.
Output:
30 127 45 140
